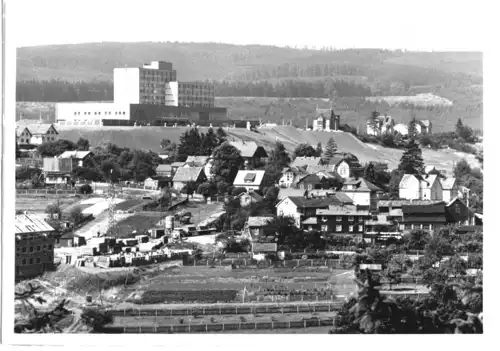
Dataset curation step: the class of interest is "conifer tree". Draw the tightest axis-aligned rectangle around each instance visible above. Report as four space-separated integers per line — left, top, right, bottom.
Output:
215 126 227 145
398 139 425 175
322 137 338 163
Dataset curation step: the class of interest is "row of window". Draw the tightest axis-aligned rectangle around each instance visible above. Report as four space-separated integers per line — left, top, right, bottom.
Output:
19 257 51 266
74 111 127 116
16 244 53 253
319 224 363 232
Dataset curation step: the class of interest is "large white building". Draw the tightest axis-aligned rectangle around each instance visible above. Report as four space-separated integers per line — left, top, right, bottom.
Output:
55 61 225 127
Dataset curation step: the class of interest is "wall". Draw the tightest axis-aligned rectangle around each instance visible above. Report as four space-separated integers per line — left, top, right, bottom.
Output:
442 187 458 203
178 82 215 108
399 176 420 200
317 215 366 234
276 198 300 226
55 102 131 124
114 68 140 104
15 232 55 280
343 191 370 207
279 172 294 188
165 81 179 106
336 161 350 179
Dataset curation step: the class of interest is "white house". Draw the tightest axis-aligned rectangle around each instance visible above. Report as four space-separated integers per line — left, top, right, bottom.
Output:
276 196 302 226
440 177 458 203
16 126 33 146
399 174 443 201
16 122 59 145
322 154 362 179
233 170 266 192
394 123 408 136
366 114 394 136
279 167 306 188
184 156 213 179
341 177 382 209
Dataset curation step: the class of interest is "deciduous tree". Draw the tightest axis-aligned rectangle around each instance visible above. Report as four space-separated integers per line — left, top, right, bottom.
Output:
293 143 317 158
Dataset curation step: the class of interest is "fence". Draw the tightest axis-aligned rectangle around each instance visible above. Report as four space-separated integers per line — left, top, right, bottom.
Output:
16 188 78 195
103 318 335 334
110 302 344 317
189 258 354 270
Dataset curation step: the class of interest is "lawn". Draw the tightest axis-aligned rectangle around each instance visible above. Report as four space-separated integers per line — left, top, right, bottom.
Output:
16 194 81 213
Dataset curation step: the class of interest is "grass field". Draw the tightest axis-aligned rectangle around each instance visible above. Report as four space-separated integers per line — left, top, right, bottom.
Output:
15 194 81 213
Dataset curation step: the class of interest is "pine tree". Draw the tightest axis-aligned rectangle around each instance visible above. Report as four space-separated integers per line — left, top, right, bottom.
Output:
367 111 381 135
455 118 464 136
315 142 323 157
202 127 218 155
364 162 376 183
268 141 291 169
177 128 202 161
211 143 244 186
322 137 338 163
398 139 425 175
215 127 227 145
408 116 418 138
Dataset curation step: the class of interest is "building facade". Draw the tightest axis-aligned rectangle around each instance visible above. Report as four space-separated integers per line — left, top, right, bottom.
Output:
55 61 226 126
15 215 56 280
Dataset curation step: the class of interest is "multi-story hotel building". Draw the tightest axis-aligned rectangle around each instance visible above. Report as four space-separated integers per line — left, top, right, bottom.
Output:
55 61 226 127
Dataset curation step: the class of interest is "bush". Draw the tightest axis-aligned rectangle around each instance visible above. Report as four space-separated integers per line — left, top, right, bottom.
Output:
231 187 247 196
80 184 93 194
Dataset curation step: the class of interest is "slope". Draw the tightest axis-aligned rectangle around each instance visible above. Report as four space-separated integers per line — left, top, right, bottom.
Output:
57 125 480 173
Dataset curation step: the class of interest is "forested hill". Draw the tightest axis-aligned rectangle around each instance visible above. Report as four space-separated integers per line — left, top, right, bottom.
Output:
17 42 482 84
16 42 483 130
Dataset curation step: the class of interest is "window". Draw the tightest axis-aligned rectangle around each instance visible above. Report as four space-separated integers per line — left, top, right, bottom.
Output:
22 259 26 265
37 245 41 251
48 244 53 250
29 258 34 265
29 246 34 252
321 225 328 232
36 258 41 263
423 224 430 230
455 205 460 214
335 225 342 232
348 216 354 221
308 184 313 190
349 225 354 232
16 246 20 252
336 216 342 222
405 224 412 230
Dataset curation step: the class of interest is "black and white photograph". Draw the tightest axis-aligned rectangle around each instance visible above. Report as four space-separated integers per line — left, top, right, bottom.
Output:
1 0 493 345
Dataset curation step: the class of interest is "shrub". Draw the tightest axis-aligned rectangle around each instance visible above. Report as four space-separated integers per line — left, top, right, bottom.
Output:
80 184 93 194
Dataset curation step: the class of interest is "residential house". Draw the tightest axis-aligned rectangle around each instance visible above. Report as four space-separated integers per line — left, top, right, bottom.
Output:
366 114 395 136
416 120 432 134
184 156 213 179
43 157 74 186
57 232 86 248
312 108 340 131
233 170 266 192
144 177 159 190
314 205 370 235
378 199 444 221
440 177 458 203
294 174 324 191
445 197 475 226
341 177 382 210
238 191 263 208
290 157 323 170
276 196 339 227
59 150 94 168
399 174 443 201
277 187 307 201
279 167 307 188
170 162 186 175
16 126 33 146
228 141 268 168
401 202 448 232
172 167 206 191
15 214 56 280
323 153 363 179
394 123 409 136
364 214 402 243
16 122 59 145
245 216 275 239
156 164 173 178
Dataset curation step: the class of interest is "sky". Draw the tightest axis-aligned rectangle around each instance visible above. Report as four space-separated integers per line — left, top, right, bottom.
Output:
9 0 487 51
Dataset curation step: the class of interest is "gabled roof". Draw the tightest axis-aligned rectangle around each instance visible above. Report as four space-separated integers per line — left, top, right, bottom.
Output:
233 170 266 187
172 167 204 183
440 177 456 190
17 122 57 135
229 141 267 158
16 126 32 137
419 120 432 127
59 151 93 160
277 187 307 200
247 216 274 227
399 174 418 189
15 214 55 234
334 192 355 204
301 217 318 225
295 173 322 185
171 162 186 167
291 157 322 169
402 202 447 214
185 156 210 166
420 174 438 189
379 199 445 208
156 164 172 172
342 177 381 192
327 155 345 167
238 191 263 202
306 165 333 175
425 165 437 174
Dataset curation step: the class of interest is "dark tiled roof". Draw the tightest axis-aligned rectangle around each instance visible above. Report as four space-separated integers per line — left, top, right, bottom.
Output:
277 188 307 199
402 203 446 214
402 216 447 223
378 199 445 207
286 197 338 209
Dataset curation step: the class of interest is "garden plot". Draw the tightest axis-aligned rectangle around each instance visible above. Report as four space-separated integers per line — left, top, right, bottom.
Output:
15 195 80 213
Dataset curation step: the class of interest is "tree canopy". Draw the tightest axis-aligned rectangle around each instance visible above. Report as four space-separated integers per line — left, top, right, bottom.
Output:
398 139 425 175
293 143 317 158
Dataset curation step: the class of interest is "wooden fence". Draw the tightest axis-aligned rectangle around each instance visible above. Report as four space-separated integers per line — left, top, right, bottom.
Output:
110 302 344 317
103 318 334 334
16 188 78 195
190 258 354 270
